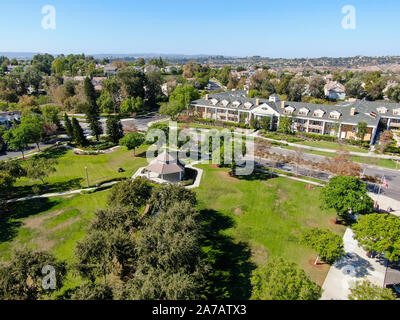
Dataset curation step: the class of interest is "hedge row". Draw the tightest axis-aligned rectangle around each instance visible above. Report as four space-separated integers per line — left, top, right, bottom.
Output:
192 117 250 129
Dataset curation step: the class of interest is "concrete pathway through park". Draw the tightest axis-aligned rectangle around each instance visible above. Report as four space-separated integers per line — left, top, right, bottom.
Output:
321 228 387 300
368 192 400 217
1 181 119 204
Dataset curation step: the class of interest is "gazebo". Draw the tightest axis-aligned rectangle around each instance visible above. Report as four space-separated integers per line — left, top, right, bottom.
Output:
145 151 185 182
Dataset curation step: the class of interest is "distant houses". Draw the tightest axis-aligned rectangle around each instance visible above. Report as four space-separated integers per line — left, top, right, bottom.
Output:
324 81 346 100
104 64 118 75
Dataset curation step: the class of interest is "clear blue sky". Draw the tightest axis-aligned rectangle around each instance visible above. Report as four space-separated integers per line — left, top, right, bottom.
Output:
1 0 399 58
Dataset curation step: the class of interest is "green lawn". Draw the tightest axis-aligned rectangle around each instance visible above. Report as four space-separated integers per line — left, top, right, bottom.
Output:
195 164 346 287
13 145 148 196
0 190 110 295
0 162 346 298
296 140 369 153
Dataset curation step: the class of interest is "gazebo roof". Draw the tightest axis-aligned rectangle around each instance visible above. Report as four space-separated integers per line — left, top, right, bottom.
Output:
146 151 184 175
156 151 176 164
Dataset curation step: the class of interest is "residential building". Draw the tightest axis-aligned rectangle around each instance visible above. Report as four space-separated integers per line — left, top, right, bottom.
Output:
104 64 118 75
324 81 346 100
190 91 400 145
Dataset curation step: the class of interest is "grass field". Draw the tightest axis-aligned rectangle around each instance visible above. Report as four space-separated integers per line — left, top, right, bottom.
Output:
1 158 346 298
12 145 148 197
195 164 346 288
296 140 369 153
0 190 110 295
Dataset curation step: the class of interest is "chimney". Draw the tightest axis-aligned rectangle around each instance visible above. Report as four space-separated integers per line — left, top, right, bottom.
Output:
350 107 356 116
256 98 260 106
205 94 209 101
281 101 286 109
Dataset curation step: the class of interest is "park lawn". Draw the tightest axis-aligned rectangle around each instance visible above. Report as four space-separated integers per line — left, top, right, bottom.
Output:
14 145 148 193
296 140 369 153
194 164 346 286
0 190 110 295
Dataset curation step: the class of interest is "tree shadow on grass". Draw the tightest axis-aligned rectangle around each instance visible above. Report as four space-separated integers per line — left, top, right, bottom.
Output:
31 147 68 160
199 209 256 299
8 178 84 200
0 198 59 243
234 170 276 182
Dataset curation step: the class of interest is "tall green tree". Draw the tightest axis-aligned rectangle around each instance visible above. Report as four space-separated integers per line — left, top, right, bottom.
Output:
147 184 197 216
0 249 66 300
300 228 344 264
118 201 208 300
160 84 200 120
356 122 368 140
20 112 45 151
0 171 15 196
25 157 57 185
349 281 396 300
119 132 144 155
106 116 123 144
352 213 400 262
3 125 31 159
251 256 321 300
84 77 103 141
108 178 153 209
63 113 73 140
320 176 374 219
71 117 88 146
279 116 293 134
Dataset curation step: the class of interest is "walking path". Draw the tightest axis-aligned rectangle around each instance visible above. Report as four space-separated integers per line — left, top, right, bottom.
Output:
1 181 119 204
321 228 387 300
368 192 400 217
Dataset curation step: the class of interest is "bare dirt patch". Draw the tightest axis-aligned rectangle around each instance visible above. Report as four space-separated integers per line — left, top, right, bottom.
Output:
34 237 56 251
250 244 269 265
308 258 324 269
210 164 219 169
49 217 81 232
24 210 65 230
216 170 236 181
233 207 243 215
262 182 275 188
275 189 289 206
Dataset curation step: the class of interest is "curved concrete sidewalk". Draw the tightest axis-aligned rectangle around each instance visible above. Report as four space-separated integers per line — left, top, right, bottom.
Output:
1 181 119 204
321 228 387 300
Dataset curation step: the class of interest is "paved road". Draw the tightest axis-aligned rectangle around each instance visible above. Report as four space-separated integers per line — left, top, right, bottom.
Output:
0 138 69 161
267 146 400 201
78 112 168 135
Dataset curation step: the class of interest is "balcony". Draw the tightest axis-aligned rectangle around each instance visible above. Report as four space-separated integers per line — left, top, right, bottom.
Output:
309 124 323 130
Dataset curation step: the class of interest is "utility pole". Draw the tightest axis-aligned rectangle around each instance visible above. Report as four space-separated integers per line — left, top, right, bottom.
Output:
85 167 89 188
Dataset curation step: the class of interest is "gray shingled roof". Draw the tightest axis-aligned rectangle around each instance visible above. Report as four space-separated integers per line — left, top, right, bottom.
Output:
191 92 400 127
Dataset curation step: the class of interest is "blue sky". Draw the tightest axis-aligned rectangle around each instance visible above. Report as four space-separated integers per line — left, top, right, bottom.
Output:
0 0 399 58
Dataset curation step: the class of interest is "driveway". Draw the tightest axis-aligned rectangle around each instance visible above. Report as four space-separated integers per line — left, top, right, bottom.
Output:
321 228 387 300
